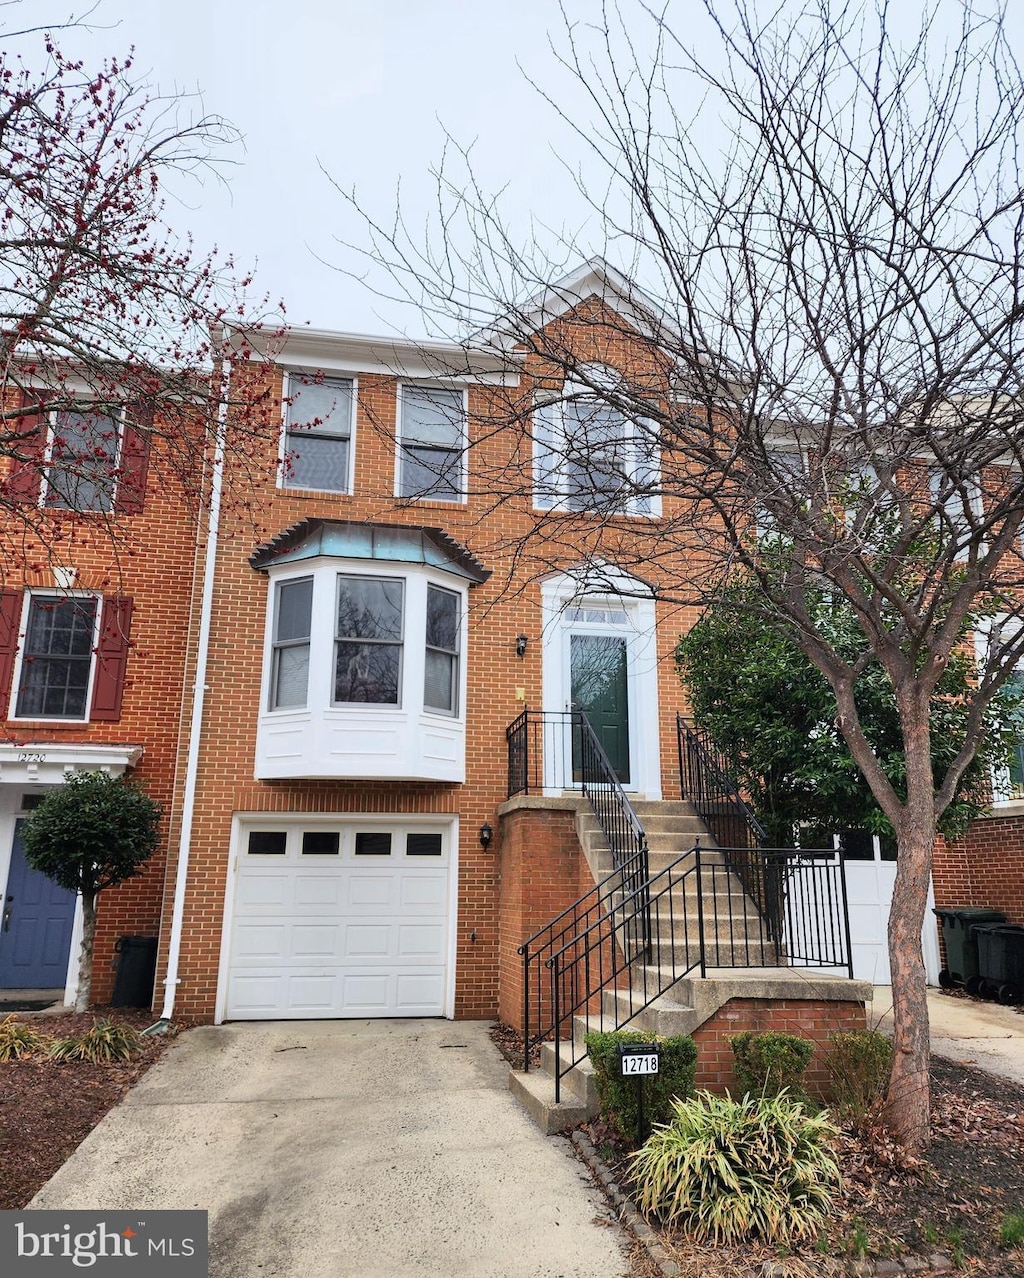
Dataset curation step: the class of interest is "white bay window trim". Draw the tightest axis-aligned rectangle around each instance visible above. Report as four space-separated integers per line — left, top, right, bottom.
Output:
257 558 468 782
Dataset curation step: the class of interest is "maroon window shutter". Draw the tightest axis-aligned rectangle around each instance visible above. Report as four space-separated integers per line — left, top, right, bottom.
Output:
90 596 134 721
6 390 47 505
0 590 23 719
115 403 153 514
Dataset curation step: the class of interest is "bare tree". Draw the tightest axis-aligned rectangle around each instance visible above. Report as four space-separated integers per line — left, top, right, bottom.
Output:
334 0 1024 1152
0 31 282 569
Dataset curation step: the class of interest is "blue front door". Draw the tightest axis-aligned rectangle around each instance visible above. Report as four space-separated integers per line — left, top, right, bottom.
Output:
0 821 77 988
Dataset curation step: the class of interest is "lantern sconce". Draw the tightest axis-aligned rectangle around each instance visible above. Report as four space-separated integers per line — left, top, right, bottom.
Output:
515 634 529 658
479 822 494 849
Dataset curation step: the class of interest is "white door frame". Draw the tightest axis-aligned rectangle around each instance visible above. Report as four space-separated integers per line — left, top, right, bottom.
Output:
540 566 661 799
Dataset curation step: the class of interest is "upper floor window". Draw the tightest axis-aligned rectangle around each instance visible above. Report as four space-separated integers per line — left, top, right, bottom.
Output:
15 594 98 718
928 466 982 552
335 575 404 705
0 590 134 723
533 393 658 516
7 396 150 515
397 385 466 502
45 410 121 512
282 376 354 493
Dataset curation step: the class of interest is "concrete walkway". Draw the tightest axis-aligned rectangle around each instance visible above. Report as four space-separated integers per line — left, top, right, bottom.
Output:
31 1019 630 1278
871 986 1024 1085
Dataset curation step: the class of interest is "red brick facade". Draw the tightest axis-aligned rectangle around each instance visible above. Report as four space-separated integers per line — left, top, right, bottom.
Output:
692 997 867 1096
3 272 1023 1033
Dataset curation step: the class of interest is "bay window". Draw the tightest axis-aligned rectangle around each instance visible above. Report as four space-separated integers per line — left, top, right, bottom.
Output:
256 537 476 782
334 576 404 704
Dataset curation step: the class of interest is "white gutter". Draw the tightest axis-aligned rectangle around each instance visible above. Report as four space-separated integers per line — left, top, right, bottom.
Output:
153 356 230 1025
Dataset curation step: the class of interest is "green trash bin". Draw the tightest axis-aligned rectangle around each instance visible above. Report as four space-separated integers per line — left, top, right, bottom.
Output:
974 923 1024 1004
932 907 1006 992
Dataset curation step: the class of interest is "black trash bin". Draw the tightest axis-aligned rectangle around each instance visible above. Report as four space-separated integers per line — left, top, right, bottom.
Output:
974 923 1024 1004
933 907 1006 992
110 935 158 1008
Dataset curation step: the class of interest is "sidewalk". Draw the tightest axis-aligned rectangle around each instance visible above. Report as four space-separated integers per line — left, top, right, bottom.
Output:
871 985 1024 1086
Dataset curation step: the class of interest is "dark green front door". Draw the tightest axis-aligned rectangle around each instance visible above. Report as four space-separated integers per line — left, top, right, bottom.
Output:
570 633 630 783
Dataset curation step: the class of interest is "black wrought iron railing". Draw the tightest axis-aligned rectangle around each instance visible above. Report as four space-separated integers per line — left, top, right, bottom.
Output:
677 714 767 850
506 708 649 883
519 841 853 1101
676 714 785 937
518 843 701 1100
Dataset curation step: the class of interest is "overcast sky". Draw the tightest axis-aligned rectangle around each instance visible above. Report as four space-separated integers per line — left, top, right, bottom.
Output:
25 0 627 336
15 0 1024 339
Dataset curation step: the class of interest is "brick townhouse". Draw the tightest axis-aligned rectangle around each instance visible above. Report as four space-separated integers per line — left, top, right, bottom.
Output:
0 260 1021 1019
0 392 197 1003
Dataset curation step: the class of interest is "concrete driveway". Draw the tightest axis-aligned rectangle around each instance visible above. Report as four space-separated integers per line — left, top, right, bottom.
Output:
31 1019 630 1278
871 986 1024 1085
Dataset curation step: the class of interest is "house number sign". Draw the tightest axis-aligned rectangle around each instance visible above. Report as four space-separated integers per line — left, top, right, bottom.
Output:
618 1042 660 1075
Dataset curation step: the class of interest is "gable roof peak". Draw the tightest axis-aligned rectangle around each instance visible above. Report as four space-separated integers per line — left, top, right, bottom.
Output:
476 257 676 350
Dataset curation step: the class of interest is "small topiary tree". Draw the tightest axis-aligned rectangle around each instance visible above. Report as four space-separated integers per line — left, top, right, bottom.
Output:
22 771 161 1012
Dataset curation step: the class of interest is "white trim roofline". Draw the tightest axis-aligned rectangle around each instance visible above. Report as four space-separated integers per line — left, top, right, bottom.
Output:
473 256 684 351
221 324 522 387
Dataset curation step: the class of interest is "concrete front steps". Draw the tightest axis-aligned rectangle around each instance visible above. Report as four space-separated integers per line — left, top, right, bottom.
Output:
576 798 778 970
508 797 847 1133
509 971 870 1133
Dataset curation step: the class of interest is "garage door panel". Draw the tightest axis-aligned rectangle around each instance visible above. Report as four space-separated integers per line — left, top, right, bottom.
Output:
227 974 285 1015
286 975 337 1013
394 971 445 1012
344 923 392 957
227 823 452 1019
341 973 391 1014
400 875 447 908
291 924 342 957
347 875 397 907
237 874 292 908
232 923 288 961
294 876 346 906
397 923 445 957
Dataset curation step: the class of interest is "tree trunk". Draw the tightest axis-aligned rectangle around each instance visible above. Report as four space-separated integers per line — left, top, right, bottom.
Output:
883 769 936 1153
74 891 97 1015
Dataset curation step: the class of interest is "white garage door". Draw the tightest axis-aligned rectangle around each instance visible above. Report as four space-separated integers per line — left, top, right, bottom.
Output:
225 820 453 1019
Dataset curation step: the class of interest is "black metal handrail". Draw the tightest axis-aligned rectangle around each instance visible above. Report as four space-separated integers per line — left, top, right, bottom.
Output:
520 840 854 1101
677 714 767 849
506 707 649 877
677 714 785 937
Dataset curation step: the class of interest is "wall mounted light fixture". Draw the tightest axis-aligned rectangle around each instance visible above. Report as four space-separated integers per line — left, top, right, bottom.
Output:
479 822 494 849
515 634 528 658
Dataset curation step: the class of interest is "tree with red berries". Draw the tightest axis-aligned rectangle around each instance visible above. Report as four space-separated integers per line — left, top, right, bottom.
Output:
0 34 280 557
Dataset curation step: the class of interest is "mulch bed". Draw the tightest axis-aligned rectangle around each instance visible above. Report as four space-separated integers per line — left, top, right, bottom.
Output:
0 1007 175 1210
490 1023 1024 1275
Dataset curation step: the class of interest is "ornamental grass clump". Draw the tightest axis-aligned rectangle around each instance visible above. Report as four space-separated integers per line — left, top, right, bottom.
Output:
0 1014 50 1060
48 1018 143 1063
629 1089 841 1245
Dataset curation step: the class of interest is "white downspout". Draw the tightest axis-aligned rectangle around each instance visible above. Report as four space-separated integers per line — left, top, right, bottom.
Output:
150 355 230 1027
